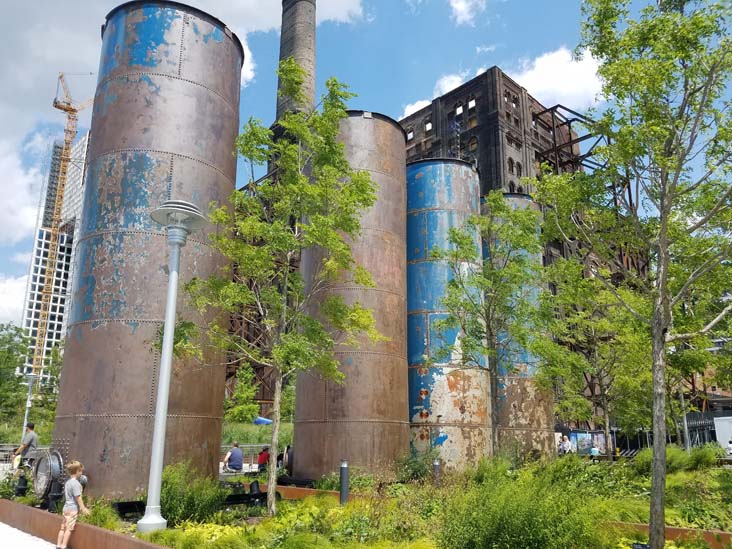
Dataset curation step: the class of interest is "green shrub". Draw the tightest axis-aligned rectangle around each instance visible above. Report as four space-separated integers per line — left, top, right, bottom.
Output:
436 469 609 549
280 532 334 548
313 467 376 493
394 450 437 483
666 446 690 473
688 443 724 470
717 469 732 504
0 473 15 499
79 500 121 531
471 456 514 485
159 461 228 527
142 523 249 549
633 446 694 476
633 448 653 476
221 421 293 446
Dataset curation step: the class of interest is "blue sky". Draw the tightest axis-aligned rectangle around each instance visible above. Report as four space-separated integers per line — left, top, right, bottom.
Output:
0 0 602 324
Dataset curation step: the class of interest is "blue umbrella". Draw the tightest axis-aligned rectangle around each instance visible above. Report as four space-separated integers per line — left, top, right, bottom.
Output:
253 416 273 425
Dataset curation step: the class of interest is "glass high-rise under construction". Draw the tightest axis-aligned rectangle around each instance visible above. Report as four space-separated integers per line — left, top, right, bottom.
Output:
20 132 89 382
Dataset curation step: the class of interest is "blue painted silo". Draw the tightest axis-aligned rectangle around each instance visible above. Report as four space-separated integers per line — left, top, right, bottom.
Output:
406 159 491 467
492 193 555 455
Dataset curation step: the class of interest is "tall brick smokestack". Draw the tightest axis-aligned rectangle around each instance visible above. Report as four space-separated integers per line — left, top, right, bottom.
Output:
276 0 316 117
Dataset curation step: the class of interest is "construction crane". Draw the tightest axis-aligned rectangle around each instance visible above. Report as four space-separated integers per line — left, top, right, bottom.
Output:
30 73 92 378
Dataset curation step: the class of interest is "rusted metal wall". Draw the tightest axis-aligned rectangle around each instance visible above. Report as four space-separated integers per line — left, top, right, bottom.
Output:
276 0 316 117
493 194 555 456
406 159 491 467
52 1 243 498
294 111 409 480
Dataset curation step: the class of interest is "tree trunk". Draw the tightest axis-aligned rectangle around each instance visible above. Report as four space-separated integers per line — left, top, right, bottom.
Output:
649 310 668 549
267 368 284 515
488 333 498 456
667 387 682 445
603 398 612 459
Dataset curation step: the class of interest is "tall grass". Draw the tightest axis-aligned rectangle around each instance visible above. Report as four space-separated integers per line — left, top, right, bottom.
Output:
221 421 293 446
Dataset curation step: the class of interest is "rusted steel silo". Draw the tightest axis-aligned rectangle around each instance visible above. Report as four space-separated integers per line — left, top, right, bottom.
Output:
294 111 409 480
52 1 243 498
406 159 491 467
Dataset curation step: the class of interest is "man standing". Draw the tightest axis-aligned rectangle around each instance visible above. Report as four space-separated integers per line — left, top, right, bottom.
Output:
223 441 244 473
257 447 270 473
14 422 38 465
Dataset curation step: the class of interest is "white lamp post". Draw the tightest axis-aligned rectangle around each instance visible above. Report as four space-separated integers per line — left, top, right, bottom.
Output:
21 373 38 440
138 200 206 534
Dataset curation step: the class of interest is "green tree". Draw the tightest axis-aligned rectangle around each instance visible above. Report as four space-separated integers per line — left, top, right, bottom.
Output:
0 323 27 421
280 379 296 424
537 2 732 545
224 366 259 423
533 258 650 457
33 345 63 425
187 59 381 515
432 191 543 453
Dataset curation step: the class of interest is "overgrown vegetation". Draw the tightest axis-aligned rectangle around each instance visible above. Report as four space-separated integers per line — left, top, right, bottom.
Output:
221 421 293 447
79 499 122 531
133 454 732 549
160 461 228 527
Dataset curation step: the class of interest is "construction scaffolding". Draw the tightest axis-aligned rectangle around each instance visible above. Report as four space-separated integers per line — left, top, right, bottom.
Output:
29 74 90 377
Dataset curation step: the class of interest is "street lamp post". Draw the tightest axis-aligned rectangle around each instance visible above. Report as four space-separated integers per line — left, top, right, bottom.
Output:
21 373 37 440
138 200 206 534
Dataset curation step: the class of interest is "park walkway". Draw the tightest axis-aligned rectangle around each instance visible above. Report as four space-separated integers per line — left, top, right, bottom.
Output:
0 521 55 548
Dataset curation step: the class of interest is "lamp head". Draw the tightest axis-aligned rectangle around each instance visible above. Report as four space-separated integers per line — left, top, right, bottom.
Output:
150 200 206 231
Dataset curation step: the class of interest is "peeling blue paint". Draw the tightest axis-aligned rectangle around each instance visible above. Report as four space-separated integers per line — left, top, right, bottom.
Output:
99 15 123 79
434 433 448 446
129 7 180 68
138 73 162 95
70 236 100 325
202 26 224 44
407 160 483 455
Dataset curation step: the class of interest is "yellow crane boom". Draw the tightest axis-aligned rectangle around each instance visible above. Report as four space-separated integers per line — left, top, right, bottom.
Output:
30 73 91 377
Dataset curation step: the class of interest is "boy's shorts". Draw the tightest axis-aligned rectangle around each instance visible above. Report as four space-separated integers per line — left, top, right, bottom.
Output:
61 510 78 532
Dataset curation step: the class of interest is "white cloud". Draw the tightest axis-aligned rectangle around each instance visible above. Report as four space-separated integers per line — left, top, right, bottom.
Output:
400 100 431 120
0 274 27 325
433 71 469 97
317 0 364 23
0 1 366 147
449 0 487 26
0 1 366 246
0 140 43 246
475 66 488 76
399 70 470 120
476 44 496 54
509 47 602 109
240 38 256 88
